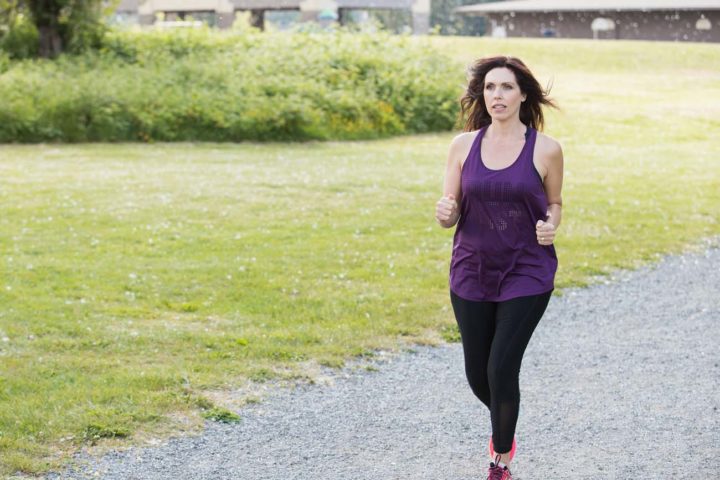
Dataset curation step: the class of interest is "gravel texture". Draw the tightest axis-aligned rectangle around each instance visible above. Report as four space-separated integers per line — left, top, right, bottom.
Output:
46 241 720 480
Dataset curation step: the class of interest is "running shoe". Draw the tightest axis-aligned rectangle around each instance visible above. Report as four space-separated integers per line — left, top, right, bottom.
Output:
488 435 517 461
486 455 513 480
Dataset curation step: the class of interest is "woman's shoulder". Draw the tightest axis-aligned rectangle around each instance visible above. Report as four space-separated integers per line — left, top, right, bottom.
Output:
450 129 482 154
451 129 480 146
449 130 481 168
534 130 563 162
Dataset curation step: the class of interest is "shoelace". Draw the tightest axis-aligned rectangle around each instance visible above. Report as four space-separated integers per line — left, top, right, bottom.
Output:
487 462 506 480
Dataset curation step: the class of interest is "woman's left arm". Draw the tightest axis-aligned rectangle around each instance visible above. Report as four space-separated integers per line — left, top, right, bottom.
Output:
545 140 564 228
536 140 564 245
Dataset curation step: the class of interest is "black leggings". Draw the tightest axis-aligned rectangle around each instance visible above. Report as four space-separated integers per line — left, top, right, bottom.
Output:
450 289 552 454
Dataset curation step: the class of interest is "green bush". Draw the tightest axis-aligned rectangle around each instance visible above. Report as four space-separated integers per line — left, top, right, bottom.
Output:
0 28 463 143
0 13 39 60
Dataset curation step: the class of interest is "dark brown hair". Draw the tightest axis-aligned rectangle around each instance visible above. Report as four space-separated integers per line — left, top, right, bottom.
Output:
458 56 558 132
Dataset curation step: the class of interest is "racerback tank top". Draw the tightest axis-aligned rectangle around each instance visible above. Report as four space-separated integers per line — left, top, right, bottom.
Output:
449 124 558 302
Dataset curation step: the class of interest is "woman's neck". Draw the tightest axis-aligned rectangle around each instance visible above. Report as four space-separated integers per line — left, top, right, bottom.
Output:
486 120 526 141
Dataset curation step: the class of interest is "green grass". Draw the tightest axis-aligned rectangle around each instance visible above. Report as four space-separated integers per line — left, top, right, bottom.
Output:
1 36 719 476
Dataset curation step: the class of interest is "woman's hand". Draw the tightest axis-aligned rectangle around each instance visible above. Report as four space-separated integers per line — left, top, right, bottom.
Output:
536 212 556 245
436 194 459 228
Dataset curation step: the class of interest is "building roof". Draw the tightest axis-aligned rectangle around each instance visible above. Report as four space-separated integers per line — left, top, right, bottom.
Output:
456 0 720 14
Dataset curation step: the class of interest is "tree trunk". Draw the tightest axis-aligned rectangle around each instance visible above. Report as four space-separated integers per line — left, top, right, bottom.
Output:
28 0 65 58
37 24 62 58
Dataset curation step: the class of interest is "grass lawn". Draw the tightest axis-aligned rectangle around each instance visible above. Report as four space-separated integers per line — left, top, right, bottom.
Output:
1 36 719 476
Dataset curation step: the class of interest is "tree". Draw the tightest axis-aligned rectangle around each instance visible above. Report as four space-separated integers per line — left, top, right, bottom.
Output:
27 0 65 57
0 0 21 35
1 0 109 58
1 1 39 59
1 0 18 25
430 0 496 36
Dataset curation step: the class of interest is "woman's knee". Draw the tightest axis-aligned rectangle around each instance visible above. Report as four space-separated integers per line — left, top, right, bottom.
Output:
466 370 491 407
486 359 520 395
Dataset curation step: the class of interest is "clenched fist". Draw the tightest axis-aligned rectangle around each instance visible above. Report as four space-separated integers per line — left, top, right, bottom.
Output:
536 212 556 245
436 194 459 227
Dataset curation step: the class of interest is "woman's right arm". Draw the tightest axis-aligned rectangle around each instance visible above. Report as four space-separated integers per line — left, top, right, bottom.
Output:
435 134 466 228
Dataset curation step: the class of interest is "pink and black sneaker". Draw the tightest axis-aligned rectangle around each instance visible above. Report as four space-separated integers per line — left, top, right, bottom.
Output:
486 454 513 480
488 435 517 461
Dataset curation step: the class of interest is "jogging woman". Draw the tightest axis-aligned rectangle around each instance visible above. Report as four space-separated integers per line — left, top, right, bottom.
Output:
435 56 563 480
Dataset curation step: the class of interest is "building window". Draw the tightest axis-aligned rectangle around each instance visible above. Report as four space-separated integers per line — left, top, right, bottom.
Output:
107 12 139 27
591 17 615 39
696 16 712 30
491 22 507 38
158 11 216 28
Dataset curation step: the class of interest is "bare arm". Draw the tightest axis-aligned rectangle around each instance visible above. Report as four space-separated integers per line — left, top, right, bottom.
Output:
536 140 564 244
435 135 466 228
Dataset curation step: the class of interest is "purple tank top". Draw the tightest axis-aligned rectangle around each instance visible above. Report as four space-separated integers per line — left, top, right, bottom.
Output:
449 125 557 302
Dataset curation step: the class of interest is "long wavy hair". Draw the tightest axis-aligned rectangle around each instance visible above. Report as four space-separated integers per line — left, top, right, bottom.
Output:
458 56 558 132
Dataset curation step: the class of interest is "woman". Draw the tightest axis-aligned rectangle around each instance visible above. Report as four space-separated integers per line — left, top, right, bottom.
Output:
435 56 563 480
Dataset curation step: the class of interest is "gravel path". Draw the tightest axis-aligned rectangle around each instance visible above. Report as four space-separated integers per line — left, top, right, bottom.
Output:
47 242 720 480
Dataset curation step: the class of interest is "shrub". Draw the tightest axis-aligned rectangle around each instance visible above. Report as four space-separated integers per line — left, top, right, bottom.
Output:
0 28 464 143
0 13 39 60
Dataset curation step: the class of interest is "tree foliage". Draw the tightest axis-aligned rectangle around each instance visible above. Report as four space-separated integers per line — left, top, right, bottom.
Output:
0 0 110 58
430 0 493 36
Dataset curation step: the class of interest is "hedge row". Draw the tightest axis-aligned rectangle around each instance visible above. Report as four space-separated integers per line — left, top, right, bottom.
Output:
0 28 464 142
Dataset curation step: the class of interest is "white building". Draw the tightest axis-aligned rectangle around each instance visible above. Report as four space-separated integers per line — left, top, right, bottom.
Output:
112 0 430 33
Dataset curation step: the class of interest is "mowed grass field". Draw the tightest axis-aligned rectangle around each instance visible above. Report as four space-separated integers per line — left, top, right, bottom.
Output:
1 36 719 476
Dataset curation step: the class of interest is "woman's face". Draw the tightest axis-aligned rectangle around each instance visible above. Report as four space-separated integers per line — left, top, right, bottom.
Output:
483 67 527 120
